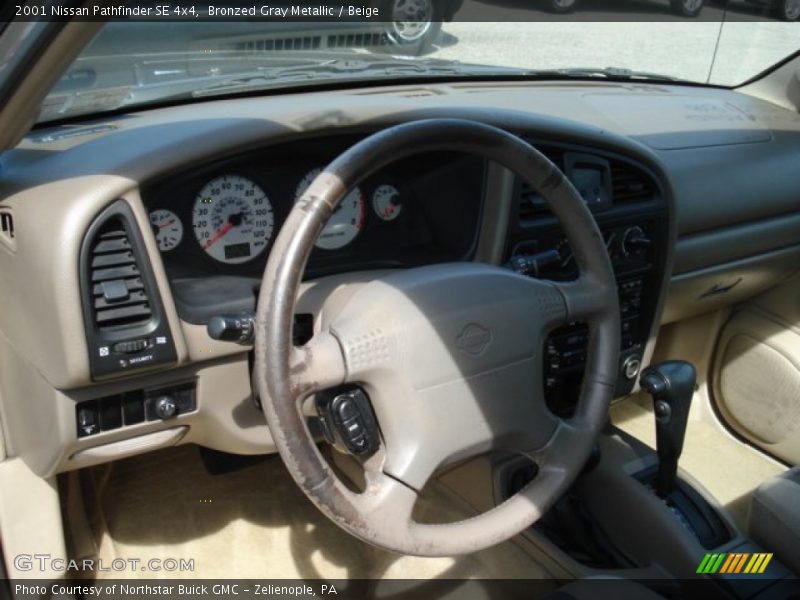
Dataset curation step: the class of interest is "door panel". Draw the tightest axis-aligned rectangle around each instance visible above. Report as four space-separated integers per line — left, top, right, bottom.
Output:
713 277 800 465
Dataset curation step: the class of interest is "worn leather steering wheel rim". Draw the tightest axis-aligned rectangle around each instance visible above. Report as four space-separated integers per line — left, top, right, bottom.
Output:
254 119 619 556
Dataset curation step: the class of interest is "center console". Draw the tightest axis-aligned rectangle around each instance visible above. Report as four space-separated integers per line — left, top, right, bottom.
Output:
493 359 797 598
504 141 669 415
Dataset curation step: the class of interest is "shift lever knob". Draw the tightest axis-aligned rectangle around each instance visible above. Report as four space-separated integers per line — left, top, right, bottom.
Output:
639 360 696 497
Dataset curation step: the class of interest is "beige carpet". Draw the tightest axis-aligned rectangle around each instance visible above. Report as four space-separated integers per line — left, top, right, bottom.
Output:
72 444 553 584
610 398 786 528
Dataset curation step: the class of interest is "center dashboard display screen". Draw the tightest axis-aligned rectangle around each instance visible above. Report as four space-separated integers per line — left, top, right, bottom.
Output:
571 167 610 208
565 153 613 212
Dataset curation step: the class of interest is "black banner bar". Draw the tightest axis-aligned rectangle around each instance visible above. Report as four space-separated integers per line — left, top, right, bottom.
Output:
7 0 794 22
5 578 800 600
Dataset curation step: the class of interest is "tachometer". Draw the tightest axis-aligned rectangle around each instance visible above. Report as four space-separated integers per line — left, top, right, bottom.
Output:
192 175 274 264
296 167 365 250
149 209 183 252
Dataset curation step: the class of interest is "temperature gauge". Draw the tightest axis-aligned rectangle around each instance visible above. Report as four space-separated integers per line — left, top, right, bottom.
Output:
372 184 402 222
149 209 183 252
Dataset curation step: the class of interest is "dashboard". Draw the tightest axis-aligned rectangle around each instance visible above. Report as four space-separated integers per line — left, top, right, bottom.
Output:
1 79 799 478
106 135 669 420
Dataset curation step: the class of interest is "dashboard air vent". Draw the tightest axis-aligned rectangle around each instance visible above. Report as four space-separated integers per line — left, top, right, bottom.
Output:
0 208 15 252
518 146 565 222
610 163 653 203
80 200 177 380
88 221 151 329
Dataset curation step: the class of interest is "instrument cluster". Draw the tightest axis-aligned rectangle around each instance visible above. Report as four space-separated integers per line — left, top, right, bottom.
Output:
143 138 484 279
150 173 408 265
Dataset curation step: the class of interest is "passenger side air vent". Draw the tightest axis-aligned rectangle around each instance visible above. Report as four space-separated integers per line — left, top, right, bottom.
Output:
610 163 653 203
80 201 176 380
518 146 565 222
89 222 151 329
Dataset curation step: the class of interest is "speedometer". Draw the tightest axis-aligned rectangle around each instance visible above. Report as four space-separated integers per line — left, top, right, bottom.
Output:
296 167 365 250
192 175 274 264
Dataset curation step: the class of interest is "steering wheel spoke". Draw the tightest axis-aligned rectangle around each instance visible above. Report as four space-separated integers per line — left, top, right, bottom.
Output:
552 275 616 323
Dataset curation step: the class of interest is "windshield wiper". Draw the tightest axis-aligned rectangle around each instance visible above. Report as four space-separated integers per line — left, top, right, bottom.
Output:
193 57 682 99
189 57 489 97
531 66 679 82
190 61 680 98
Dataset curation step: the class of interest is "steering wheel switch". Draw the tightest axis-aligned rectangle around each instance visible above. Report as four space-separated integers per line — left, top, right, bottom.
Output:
316 388 379 457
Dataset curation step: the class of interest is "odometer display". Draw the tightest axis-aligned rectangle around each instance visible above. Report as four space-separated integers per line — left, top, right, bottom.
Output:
192 175 274 264
224 242 252 260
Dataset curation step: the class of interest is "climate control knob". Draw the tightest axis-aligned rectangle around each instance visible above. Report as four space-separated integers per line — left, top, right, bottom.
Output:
153 395 178 420
622 226 651 257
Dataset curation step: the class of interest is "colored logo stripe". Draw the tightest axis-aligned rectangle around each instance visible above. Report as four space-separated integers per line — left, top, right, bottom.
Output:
697 553 773 575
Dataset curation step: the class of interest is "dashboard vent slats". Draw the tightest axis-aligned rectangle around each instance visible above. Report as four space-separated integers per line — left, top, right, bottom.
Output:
91 250 135 269
88 223 151 329
91 278 144 296
610 164 653 203
94 290 149 311
94 303 152 325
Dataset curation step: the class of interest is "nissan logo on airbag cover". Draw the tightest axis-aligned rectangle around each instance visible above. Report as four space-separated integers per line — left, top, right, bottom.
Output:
457 323 493 356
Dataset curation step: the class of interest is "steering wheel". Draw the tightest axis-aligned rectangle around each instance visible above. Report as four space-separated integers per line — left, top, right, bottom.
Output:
253 119 619 556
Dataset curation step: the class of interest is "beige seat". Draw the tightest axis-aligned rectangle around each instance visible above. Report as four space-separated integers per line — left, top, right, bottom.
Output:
748 467 800 574
748 467 800 576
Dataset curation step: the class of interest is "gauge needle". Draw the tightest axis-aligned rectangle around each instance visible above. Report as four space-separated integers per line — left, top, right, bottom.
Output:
157 219 176 229
203 222 233 250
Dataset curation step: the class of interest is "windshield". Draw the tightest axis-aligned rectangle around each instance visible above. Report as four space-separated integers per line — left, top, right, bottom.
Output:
38 16 800 124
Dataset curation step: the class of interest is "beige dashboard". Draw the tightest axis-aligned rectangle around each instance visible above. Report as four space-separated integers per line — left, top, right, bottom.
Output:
0 79 799 478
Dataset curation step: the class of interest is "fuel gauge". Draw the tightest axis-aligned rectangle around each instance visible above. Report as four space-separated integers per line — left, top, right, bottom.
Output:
372 184 402 222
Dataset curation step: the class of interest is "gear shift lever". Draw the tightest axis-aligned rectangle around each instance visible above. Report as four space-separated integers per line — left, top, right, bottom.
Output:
639 361 696 497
